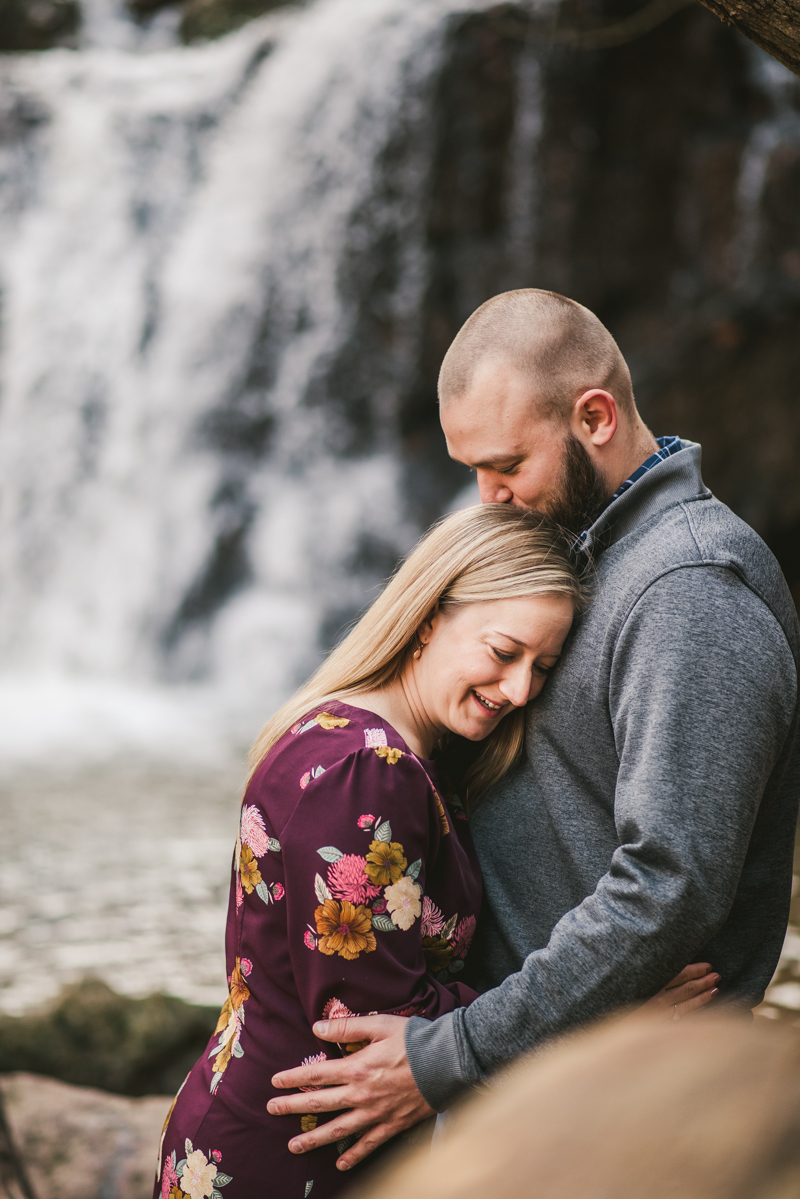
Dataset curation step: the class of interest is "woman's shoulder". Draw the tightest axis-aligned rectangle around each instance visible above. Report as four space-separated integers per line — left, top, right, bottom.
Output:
247 700 436 804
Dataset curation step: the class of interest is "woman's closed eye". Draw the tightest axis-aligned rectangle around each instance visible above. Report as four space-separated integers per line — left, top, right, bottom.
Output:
492 647 515 664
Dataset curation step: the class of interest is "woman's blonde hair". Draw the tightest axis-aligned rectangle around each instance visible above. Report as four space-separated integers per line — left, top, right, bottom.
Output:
249 504 586 801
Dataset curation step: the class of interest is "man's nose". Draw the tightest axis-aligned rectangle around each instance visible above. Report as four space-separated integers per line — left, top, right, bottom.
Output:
477 471 513 504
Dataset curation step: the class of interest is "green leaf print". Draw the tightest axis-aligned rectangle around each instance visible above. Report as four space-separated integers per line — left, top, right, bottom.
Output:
374 820 392 843
317 847 343 862
371 913 398 932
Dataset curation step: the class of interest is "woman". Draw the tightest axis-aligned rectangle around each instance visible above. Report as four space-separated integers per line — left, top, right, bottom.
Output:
156 505 714 1199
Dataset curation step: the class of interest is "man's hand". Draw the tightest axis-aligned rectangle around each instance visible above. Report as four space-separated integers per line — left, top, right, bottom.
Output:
267 1014 434 1171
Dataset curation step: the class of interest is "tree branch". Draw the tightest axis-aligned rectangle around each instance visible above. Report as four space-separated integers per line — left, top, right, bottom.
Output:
694 0 800 78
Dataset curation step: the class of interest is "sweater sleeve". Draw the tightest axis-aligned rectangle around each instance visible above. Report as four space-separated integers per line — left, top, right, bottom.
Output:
405 565 798 1111
280 746 478 1035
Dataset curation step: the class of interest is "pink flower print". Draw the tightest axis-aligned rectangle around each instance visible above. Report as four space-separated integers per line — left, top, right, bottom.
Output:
300 771 311 789
327 854 381 905
161 1155 178 1199
357 814 375 830
304 930 317 950
240 957 253 977
421 896 446 937
322 996 356 1022
452 915 477 960
240 805 270 857
272 882 285 901
371 894 387 914
364 728 387 748
211 1151 222 1164
300 1052 329 1092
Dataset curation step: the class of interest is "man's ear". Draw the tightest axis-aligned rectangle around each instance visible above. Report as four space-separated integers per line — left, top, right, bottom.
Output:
573 389 618 447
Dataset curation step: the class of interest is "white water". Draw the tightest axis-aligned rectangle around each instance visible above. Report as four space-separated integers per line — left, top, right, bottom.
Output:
0 0 540 771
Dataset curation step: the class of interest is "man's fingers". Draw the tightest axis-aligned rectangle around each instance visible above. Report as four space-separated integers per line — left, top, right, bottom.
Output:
267 1086 352 1117
271 1061 351 1091
336 1123 396 1171
287 1110 372 1155
312 1015 397 1043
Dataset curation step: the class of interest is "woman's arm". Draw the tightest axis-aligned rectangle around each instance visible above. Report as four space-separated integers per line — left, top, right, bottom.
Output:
279 746 479 1036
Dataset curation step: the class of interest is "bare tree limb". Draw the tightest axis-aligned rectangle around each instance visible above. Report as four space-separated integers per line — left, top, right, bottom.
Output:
694 0 800 78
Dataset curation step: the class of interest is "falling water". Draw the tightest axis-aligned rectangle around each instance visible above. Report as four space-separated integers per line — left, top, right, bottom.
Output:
0 0 539 1008
0 0 526 771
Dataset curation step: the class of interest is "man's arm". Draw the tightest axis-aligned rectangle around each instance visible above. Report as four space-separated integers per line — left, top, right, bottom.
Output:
268 565 797 1158
404 565 797 1108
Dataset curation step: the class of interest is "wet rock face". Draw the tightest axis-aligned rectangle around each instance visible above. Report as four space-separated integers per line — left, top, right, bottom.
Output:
411 1 800 595
125 0 293 44
0 0 79 51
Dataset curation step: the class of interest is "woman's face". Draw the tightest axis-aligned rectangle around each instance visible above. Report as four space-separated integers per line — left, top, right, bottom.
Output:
413 593 575 743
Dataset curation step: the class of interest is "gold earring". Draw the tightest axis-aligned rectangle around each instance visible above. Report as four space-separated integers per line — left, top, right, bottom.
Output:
413 638 425 660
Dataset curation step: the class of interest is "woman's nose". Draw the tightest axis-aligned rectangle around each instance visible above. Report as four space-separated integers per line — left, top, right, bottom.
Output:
498 667 532 708
477 471 513 504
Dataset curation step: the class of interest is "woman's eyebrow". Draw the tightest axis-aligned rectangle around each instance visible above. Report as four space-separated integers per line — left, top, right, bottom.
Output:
491 630 562 658
491 630 526 647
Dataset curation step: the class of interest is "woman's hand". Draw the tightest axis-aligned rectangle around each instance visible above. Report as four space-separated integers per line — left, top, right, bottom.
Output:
640 962 719 1021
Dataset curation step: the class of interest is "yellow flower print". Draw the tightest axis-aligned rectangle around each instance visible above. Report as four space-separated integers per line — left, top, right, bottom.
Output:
422 934 454 973
213 1036 234 1075
316 712 350 729
385 875 422 930
240 844 262 894
301 1115 318 1132
229 958 251 1010
170 1187 187 1199
315 898 377 960
374 745 403 765
214 995 233 1036
434 792 450 836
365 840 407 886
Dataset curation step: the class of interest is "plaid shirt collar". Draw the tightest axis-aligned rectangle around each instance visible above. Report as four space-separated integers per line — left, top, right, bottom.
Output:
575 436 683 552
606 435 684 506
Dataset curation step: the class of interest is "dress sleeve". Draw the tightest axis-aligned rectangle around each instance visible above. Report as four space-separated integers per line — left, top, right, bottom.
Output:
279 746 478 1032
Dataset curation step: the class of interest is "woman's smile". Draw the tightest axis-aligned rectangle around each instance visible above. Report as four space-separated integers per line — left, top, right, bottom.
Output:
472 689 505 715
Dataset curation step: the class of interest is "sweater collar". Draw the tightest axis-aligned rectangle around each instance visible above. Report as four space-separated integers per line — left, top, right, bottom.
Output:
579 439 710 555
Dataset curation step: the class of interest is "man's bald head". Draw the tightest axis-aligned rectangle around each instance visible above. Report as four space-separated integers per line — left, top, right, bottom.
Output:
438 289 634 422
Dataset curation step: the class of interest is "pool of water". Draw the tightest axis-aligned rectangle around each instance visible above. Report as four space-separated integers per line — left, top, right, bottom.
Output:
0 763 244 1014
1 763 797 1021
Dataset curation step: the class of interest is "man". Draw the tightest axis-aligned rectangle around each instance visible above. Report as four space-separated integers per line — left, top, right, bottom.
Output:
267 289 800 1169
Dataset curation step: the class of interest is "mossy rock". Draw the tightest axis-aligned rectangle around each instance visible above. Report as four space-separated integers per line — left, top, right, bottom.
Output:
0 979 219 1096
0 0 80 51
178 0 293 43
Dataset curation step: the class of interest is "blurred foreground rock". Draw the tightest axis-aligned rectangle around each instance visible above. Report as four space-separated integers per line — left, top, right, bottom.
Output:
0 979 217 1096
0 1073 170 1199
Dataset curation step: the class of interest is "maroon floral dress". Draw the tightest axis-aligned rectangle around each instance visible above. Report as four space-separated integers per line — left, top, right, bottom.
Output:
155 700 481 1199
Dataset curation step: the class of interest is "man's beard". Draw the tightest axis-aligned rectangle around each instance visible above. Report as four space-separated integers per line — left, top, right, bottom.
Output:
544 433 611 535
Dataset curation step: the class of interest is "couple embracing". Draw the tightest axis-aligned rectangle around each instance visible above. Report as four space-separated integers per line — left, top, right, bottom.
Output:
156 290 800 1199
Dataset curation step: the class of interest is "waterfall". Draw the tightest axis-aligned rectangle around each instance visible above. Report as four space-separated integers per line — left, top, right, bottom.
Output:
0 0 524 767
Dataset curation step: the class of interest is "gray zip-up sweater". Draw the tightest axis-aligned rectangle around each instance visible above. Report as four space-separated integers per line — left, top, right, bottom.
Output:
405 441 800 1111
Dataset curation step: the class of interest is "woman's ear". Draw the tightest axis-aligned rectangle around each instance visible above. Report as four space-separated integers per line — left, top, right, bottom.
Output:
417 600 440 646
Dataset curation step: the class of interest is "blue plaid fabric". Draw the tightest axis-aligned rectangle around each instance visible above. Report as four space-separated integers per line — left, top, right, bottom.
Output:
575 436 683 552
606 435 683 506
